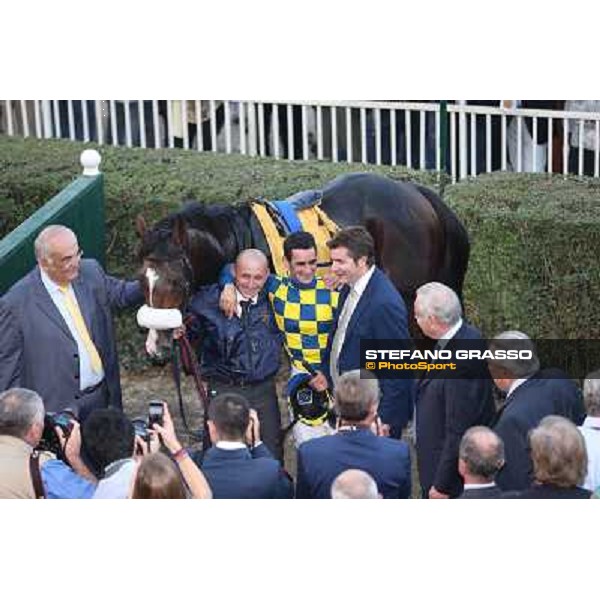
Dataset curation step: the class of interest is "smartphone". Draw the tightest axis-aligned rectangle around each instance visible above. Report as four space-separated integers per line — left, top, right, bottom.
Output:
148 401 164 428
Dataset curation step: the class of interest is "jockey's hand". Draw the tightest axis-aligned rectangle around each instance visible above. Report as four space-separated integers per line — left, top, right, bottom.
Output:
219 283 237 319
309 371 329 392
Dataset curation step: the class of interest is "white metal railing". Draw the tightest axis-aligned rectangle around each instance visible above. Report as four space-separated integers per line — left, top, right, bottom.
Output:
2 100 600 180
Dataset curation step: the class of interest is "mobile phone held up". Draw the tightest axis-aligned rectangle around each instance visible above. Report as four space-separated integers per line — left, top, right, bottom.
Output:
148 401 164 429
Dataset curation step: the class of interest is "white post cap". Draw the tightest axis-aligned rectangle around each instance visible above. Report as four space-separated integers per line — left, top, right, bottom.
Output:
80 149 102 176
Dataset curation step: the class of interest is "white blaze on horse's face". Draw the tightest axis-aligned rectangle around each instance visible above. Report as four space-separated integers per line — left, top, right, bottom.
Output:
145 267 160 308
145 328 159 356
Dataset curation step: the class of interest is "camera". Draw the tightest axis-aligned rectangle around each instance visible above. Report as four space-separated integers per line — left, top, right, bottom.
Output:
131 418 150 443
148 401 164 429
37 410 77 457
131 402 165 446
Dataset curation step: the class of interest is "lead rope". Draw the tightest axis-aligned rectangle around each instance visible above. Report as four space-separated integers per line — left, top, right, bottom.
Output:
171 336 212 451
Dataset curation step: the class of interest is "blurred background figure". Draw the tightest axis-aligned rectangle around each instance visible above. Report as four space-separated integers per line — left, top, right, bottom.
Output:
511 416 591 499
579 371 600 492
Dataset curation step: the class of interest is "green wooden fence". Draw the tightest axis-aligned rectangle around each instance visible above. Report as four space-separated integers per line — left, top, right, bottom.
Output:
0 153 105 294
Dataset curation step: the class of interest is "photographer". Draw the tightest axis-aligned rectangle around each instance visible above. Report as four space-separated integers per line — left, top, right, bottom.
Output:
197 393 293 499
0 388 96 499
134 402 212 499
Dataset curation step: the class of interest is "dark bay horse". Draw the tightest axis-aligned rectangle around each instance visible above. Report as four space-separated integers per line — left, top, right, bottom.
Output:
136 172 470 353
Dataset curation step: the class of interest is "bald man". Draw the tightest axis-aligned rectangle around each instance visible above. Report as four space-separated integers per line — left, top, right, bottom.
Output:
331 469 381 499
0 225 143 420
186 248 284 461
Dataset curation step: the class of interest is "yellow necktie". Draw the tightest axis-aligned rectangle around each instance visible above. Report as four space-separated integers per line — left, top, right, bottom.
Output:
59 286 103 373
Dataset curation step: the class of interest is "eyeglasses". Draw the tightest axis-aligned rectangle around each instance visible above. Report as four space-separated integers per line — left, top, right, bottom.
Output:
56 249 83 267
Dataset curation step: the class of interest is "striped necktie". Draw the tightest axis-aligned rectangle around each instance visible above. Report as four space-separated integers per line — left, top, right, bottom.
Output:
59 285 103 373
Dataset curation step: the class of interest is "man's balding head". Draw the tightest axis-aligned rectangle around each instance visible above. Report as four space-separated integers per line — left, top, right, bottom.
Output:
458 426 505 483
234 249 269 299
331 469 380 499
34 225 82 286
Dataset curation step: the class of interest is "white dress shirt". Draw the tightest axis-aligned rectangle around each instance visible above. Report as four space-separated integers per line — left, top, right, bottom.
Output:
329 266 375 387
40 270 104 390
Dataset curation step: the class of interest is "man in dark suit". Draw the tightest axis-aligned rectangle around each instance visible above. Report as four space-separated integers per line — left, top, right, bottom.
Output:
198 393 293 499
414 282 495 499
296 370 411 499
488 331 585 492
0 225 142 420
312 226 413 439
457 426 505 499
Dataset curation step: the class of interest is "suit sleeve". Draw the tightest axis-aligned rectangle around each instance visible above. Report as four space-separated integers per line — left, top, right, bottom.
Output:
94 261 143 310
371 300 414 437
398 446 412 499
295 448 311 499
0 298 23 391
432 378 487 494
494 415 531 491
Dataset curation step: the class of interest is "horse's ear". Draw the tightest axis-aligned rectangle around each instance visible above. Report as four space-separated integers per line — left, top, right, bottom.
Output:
136 215 148 238
172 215 189 250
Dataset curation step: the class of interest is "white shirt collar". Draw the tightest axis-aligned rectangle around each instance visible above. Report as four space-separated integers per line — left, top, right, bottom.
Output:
439 318 463 342
40 268 69 294
507 377 530 399
216 441 247 450
350 265 375 298
463 482 497 490
582 416 600 430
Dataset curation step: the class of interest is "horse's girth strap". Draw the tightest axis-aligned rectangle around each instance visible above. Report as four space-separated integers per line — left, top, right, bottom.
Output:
297 206 339 277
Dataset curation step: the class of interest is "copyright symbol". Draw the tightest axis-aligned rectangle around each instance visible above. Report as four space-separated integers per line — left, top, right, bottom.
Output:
366 362 376 370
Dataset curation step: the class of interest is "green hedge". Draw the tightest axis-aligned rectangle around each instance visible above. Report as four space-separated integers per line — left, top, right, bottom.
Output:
4 136 600 375
445 172 600 349
0 135 443 371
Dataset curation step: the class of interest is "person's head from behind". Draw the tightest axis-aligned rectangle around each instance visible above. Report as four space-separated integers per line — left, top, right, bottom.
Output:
487 331 540 392
82 408 135 476
334 370 379 426
131 453 186 499
0 388 45 447
207 393 250 444
35 225 82 287
233 249 269 300
327 226 375 286
414 282 462 340
458 426 505 484
583 370 600 417
331 469 380 499
284 231 318 284
529 415 587 488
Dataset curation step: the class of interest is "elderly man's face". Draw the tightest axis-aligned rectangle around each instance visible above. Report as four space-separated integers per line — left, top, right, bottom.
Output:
39 230 82 286
234 257 268 299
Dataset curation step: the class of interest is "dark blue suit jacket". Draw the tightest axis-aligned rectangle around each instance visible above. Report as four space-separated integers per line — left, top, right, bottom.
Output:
199 444 293 499
415 322 495 497
324 268 413 438
0 260 142 414
296 428 411 499
493 370 585 492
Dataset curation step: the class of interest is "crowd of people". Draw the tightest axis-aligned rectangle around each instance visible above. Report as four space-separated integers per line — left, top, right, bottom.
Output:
0 223 599 499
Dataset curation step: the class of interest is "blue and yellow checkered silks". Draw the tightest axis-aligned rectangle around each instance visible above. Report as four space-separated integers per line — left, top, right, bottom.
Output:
265 275 339 372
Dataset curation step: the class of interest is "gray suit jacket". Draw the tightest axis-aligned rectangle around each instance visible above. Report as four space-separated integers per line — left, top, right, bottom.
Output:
0 259 142 414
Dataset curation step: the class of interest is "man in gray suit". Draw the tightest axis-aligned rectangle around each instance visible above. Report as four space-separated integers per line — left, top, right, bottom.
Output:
0 225 142 420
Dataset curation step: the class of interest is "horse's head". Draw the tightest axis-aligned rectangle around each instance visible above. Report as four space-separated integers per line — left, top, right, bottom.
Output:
136 214 194 360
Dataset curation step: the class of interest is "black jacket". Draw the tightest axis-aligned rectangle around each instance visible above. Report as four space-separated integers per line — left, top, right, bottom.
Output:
187 284 282 383
415 322 495 498
493 370 585 492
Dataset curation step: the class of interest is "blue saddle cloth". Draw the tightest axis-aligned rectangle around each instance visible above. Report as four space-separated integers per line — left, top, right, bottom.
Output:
268 190 323 235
